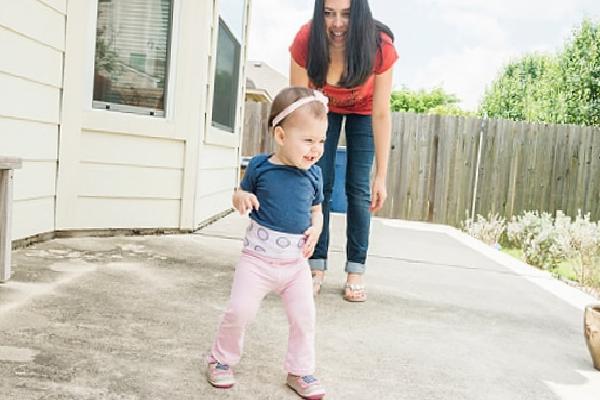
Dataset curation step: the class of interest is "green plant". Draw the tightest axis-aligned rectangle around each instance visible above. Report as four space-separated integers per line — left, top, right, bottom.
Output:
505 211 568 270
479 18 600 126
94 27 122 77
461 212 506 246
390 87 471 114
564 211 600 286
558 19 600 126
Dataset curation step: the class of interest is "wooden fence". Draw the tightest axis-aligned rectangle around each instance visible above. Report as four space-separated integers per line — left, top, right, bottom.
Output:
242 101 274 156
379 113 600 226
242 104 600 227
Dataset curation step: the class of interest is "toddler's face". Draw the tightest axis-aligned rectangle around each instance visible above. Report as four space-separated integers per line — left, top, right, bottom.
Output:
278 113 327 170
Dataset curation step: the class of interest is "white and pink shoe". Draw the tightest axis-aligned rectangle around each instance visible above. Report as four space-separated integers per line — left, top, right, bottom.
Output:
206 356 235 389
287 374 326 399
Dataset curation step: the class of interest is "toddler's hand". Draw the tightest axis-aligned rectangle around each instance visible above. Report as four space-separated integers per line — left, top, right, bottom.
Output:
233 190 260 215
302 226 321 258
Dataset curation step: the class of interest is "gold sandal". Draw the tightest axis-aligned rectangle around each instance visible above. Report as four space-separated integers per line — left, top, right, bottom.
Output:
343 283 367 302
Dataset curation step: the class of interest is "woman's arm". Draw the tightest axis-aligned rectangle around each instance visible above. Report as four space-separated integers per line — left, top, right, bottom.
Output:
370 67 394 212
290 58 310 87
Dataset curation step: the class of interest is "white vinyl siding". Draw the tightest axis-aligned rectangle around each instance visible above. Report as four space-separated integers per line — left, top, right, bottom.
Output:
80 130 184 169
194 145 238 225
13 198 55 239
76 198 181 229
38 0 67 14
0 74 61 124
79 163 182 200
75 130 184 229
0 0 65 51
0 27 63 87
0 0 66 239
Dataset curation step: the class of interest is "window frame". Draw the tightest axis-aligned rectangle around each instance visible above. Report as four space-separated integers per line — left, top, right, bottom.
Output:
91 0 175 118
204 0 250 147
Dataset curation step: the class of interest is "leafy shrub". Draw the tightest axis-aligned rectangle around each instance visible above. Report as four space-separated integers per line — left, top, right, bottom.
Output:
461 213 506 246
464 209 600 290
564 211 600 285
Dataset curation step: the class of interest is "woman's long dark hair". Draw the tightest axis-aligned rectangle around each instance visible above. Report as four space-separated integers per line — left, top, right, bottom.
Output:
307 0 394 88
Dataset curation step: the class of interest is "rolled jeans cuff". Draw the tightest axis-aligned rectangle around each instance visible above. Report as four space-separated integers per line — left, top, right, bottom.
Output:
345 261 365 274
308 258 327 271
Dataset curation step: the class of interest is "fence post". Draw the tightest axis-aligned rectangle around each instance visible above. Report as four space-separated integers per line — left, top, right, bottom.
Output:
470 113 487 221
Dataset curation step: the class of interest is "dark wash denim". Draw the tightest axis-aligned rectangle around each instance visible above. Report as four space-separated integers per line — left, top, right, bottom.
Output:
309 112 374 274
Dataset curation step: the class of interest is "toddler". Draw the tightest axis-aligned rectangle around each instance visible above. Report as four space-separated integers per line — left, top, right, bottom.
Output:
207 87 329 400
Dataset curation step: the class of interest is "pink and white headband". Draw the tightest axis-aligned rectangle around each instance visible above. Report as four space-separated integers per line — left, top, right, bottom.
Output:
271 90 329 127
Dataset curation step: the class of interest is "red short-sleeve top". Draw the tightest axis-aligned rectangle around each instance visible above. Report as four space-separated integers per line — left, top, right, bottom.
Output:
290 22 398 115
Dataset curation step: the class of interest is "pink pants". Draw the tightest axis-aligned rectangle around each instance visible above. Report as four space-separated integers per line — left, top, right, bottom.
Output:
211 222 315 376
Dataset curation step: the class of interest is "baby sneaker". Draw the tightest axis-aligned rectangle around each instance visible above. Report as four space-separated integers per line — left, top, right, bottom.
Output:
206 356 235 389
286 374 326 399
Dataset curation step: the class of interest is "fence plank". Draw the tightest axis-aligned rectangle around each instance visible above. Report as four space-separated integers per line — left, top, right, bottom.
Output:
505 120 518 218
551 124 569 214
459 117 479 223
426 115 441 221
434 115 457 224
540 123 558 213
446 116 461 226
532 123 548 213
588 127 600 220
476 117 494 217
496 118 514 217
414 114 430 220
564 125 580 216
578 126 593 216
379 112 403 218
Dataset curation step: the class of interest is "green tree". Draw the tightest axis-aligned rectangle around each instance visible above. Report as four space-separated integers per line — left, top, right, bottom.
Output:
479 54 561 122
558 19 600 125
390 87 472 115
479 18 600 126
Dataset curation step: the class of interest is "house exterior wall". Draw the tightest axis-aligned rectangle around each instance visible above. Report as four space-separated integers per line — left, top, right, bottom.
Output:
0 0 67 239
0 0 251 240
194 0 251 225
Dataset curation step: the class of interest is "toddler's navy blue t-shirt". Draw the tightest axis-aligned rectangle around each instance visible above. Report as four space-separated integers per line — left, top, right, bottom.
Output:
240 154 324 234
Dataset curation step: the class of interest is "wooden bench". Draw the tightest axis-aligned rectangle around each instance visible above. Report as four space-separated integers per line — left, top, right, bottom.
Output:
1 156 22 283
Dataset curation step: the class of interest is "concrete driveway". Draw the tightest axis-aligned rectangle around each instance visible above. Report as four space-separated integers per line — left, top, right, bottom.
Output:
0 212 598 399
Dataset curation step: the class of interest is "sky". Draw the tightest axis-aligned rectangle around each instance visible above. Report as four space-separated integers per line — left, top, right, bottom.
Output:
247 0 600 110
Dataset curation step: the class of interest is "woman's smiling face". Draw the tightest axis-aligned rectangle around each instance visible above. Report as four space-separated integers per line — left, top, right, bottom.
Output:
324 0 351 49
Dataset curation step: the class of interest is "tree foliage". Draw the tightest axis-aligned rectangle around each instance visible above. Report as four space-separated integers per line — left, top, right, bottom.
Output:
390 87 473 116
559 19 600 125
480 19 600 126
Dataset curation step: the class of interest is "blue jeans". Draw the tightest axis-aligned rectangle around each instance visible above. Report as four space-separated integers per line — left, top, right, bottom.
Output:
309 113 374 274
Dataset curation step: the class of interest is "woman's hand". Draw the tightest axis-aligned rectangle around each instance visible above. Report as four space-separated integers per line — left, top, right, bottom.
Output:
232 189 260 215
370 175 387 213
302 225 321 258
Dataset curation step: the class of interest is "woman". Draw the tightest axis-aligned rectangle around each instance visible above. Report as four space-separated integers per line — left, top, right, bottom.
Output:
290 0 398 302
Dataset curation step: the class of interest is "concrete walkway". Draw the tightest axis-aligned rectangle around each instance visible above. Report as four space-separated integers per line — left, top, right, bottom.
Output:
0 213 599 400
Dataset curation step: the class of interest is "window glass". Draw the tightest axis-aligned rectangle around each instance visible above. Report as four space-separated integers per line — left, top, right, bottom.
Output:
93 0 173 116
211 17 241 132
